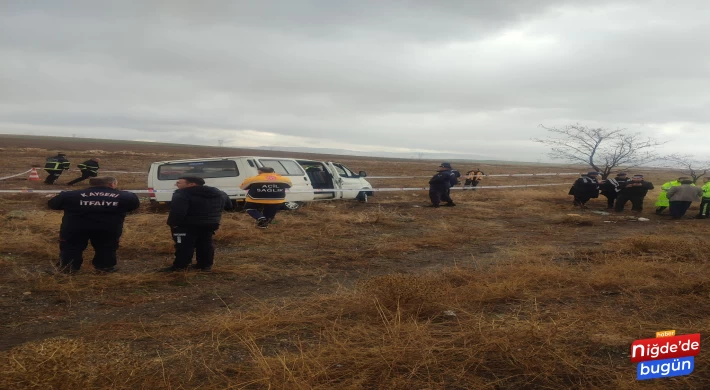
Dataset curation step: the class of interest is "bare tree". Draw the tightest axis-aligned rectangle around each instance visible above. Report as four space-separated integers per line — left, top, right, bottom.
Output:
533 124 666 179
416 152 425 160
663 155 710 184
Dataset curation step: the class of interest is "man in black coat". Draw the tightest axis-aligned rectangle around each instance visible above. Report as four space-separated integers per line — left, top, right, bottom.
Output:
160 176 233 272
599 172 630 209
569 172 600 208
428 163 457 208
67 158 101 186
44 152 71 184
48 176 140 273
615 174 655 213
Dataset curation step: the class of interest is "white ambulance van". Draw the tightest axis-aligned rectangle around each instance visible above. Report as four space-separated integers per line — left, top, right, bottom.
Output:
147 156 374 209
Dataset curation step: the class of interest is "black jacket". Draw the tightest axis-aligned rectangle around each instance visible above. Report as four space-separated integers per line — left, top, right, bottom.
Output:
571 176 600 198
429 170 454 190
78 160 100 176
167 186 233 228
618 181 654 197
48 186 140 231
44 155 70 172
600 177 630 196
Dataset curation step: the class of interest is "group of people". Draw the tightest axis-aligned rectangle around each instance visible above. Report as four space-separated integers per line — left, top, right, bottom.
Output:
43 152 101 185
47 166 293 274
427 162 485 207
570 171 710 219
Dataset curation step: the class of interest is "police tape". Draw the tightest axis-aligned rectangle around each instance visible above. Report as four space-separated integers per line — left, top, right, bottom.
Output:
0 169 33 181
368 172 584 179
0 183 568 195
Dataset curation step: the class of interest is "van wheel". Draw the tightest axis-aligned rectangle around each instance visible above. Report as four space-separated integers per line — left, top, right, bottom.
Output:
356 192 368 203
282 201 301 211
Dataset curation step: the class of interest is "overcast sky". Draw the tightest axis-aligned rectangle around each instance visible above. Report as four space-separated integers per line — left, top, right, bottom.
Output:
1 1 708 161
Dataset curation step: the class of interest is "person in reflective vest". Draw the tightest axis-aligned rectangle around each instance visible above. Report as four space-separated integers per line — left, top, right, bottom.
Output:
240 167 293 229
67 158 101 186
44 153 71 184
599 172 630 209
696 177 710 219
655 177 690 215
464 169 484 190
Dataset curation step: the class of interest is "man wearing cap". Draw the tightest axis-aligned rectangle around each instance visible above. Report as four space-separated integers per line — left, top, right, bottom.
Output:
44 152 71 184
569 172 600 208
67 158 101 186
428 163 457 207
599 173 630 209
615 174 654 213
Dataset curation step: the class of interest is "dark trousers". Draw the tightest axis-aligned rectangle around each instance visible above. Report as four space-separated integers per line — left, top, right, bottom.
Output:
59 228 122 270
463 180 480 190
67 172 92 185
573 195 592 206
615 195 644 212
656 206 667 215
669 201 692 219
171 225 217 269
603 193 618 208
244 202 280 221
44 171 62 184
429 189 453 206
698 198 710 217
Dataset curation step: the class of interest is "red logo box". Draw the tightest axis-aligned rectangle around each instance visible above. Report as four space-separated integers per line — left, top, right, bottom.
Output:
631 333 700 363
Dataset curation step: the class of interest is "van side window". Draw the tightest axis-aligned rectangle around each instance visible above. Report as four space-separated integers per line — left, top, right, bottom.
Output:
259 159 305 176
334 164 357 177
248 160 255 167
157 160 239 180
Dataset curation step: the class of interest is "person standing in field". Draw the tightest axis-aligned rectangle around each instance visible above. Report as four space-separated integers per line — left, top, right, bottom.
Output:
599 172 629 209
655 177 688 215
428 163 456 207
240 167 293 228
569 172 600 208
615 174 654 213
67 158 101 186
44 152 71 184
666 178 703 219
464 168 484 190
697 177 710 219
47 176 140 274
161 176 233 272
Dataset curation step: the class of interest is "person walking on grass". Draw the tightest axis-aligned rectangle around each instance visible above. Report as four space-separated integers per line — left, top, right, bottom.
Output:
569 172 600 208
599 172 629 209
666 178 703 219
48 177 140 274
44 152 70 184
240 167 293 229
615 174 654 213
697 177 710 219
67 158 100 186
160 176 232 272
428 163 457 207
655 177 689 215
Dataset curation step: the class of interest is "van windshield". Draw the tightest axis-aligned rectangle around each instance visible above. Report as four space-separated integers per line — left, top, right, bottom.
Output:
157 160 239 180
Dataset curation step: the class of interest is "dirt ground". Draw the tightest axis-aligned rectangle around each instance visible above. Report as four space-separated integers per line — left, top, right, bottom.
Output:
1 135 709 389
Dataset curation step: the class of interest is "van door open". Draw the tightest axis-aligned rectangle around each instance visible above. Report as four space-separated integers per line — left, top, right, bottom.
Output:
326 162 365 200
256 158 315 202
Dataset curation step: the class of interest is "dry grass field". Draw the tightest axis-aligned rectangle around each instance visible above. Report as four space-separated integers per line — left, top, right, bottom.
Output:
1 135 709 389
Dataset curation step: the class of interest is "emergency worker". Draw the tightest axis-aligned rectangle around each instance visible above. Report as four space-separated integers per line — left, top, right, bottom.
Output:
240 167 293 228
655 177 691 215
67 158 100 185
48 176 140 273
428 163 456 207
44 152 71 184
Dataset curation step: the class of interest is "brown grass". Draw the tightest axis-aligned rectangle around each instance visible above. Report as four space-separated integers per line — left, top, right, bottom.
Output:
1 141 709 389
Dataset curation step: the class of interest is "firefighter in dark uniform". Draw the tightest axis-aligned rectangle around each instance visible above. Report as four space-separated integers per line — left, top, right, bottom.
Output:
48 176 140 273
44 152 71 184
161 176 233 272
67 158 101 186
428 163 457 207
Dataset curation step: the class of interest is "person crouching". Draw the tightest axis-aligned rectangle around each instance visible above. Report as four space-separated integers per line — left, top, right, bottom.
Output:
240 167 293 229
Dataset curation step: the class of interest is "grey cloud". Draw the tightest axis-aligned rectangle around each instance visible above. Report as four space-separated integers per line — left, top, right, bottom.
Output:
0 0 707 161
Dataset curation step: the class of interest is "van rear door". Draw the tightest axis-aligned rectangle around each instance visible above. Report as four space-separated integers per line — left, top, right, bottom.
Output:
151 159 242 202
256 158 315 202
